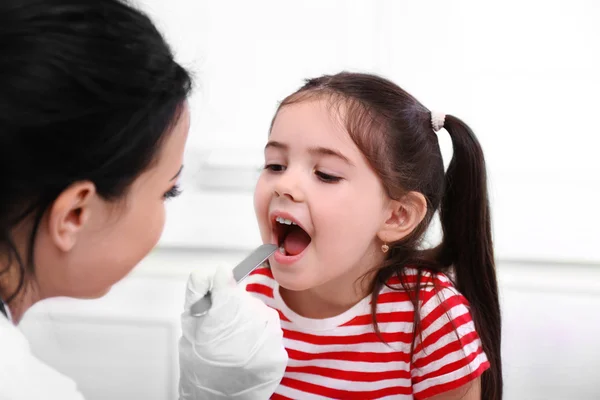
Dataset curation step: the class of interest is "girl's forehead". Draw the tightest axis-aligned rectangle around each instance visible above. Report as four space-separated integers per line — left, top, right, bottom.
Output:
271 99 357 149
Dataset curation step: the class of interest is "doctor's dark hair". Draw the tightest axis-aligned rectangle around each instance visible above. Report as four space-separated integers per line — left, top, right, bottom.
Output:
0 0 192 302
274 72 502 399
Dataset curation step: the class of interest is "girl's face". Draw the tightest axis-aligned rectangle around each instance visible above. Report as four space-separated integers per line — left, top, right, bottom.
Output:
254 99 392 295
32 105 191 300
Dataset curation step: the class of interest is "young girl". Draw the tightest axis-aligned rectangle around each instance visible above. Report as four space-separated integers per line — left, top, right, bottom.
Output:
245 72 502 400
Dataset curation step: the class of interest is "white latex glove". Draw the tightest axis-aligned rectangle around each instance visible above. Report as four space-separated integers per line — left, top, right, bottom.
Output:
178 264 287 399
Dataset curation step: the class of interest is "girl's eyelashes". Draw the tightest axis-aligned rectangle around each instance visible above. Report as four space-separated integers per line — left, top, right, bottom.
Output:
315 170 342 183
264 163 286 172
163 184 182 200
263 163 343 183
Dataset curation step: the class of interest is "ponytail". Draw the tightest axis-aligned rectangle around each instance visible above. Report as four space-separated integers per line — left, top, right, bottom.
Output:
437 115 503 399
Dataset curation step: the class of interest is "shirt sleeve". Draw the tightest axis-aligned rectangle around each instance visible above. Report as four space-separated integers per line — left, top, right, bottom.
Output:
410 286 489 399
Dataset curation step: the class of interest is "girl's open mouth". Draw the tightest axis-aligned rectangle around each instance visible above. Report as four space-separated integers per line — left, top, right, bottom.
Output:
273 216 312 257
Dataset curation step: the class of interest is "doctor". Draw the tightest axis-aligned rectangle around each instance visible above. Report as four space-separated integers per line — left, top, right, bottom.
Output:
0 0 287 399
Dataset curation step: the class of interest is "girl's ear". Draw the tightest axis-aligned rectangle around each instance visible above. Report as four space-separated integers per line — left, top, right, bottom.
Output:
377 191 427 244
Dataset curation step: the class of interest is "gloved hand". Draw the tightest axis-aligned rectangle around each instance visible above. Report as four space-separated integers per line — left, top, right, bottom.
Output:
178 263 287 399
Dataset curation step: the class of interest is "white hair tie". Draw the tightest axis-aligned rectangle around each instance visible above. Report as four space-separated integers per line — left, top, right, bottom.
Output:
431 111 445 132
430 111 451 173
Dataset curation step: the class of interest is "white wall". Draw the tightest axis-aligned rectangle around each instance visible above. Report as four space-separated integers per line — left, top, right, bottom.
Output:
137 0 600 263
18 1 600 399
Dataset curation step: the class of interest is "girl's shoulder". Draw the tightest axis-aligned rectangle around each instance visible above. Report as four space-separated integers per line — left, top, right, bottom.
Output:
376 267 472 320
382 267 458 296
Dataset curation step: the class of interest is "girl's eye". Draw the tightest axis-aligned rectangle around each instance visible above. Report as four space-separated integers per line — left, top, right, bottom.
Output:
264 164 286 172
315 171 342 183
163 184 182 200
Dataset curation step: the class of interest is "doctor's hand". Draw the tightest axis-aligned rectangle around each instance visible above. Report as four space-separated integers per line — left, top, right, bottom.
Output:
178 263 287 399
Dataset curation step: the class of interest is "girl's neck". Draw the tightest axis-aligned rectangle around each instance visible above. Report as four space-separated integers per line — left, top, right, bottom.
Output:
279 263 377 320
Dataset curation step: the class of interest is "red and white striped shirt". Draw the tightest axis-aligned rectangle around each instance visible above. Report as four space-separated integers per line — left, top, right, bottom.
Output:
243 266 489 400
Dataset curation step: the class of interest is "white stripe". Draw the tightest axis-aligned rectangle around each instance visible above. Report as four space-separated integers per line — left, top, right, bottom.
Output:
379 395 413 400
412 351 488 393
275 384 330 400
285 372 411 392
286 357 411 373
372 299 418 313
280 319 415 336
285 336 410 354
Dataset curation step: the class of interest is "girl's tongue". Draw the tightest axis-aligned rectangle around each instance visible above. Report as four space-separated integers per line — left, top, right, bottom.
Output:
282 226 311 256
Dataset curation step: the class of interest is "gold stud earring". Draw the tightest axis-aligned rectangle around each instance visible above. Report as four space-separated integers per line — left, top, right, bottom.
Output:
381 243 389 253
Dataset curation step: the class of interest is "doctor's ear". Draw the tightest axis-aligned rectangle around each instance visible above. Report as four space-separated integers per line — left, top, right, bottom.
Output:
377 191 428 244
47 181 97 252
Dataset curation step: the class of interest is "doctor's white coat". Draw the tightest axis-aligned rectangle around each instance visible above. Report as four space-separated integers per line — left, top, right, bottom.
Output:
0 316 85 400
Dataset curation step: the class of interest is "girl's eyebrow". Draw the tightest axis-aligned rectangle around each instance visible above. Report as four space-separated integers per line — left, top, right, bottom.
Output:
265 141 354 167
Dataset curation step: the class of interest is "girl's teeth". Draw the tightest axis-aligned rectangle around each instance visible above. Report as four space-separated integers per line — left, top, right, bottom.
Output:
276 216 297 225
279 246 286 254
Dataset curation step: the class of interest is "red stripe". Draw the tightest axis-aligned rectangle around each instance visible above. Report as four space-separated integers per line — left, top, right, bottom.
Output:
245 282 273 298
286 348 411 363
244 281 291 322
419 293 468 332
283 328 413 346
414 311 474 355
343 310 414 326
377 287 442 307
376 290 414 304
387 273 433 286
270 394 293 400
280 377 413 399
386 271 451 287
277 309 291 322
413 331 480 370
414 361 490 399
249 266 273 278
285 365 411 381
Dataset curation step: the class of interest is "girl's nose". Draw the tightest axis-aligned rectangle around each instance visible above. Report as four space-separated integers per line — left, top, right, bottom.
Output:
273 170 305 202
